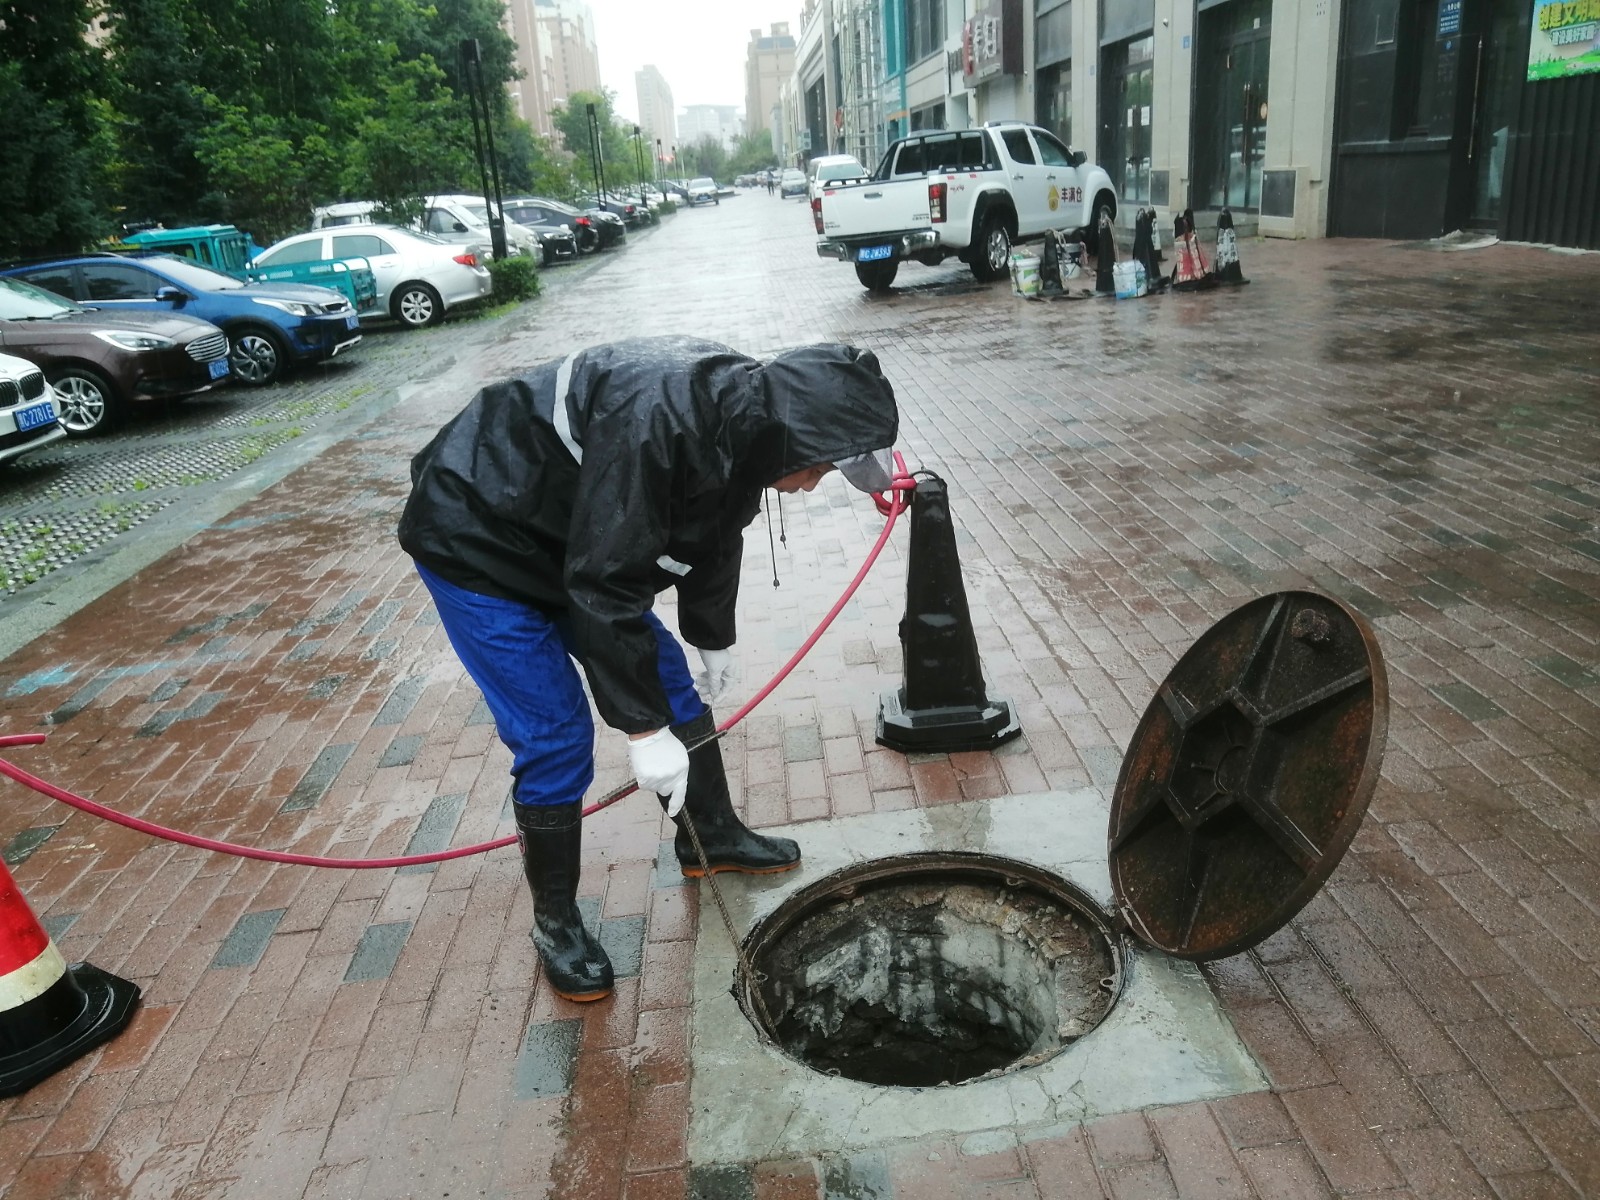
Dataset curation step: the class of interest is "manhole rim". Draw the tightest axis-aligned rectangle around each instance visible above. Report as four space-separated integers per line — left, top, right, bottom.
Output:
735 849 1129 1087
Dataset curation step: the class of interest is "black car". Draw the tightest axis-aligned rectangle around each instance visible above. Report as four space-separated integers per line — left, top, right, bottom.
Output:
578 193 648 230
506 198 625 253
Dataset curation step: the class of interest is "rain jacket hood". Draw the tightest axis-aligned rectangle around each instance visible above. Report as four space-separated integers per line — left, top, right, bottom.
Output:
398 336 898 733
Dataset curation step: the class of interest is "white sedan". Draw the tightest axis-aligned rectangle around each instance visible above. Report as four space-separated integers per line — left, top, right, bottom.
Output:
686 177 721 206
0 351 65 464
252 225 492 329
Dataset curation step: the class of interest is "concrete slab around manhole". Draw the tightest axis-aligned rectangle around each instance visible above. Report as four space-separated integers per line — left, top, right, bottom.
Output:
688 789 1268 1165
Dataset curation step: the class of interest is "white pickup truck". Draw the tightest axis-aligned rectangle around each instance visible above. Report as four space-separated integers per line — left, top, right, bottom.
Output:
813 121 1117 291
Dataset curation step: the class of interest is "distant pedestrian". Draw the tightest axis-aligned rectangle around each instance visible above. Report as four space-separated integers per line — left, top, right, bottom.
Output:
766 173 774 196
398 337 899 1003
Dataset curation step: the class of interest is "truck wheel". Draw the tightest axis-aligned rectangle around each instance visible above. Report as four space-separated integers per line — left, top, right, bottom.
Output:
971 212 1012 282
854 260 899 292
1092 192 1116 230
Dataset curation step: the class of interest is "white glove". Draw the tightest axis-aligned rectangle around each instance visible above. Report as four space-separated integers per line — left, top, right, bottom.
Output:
696 646 736 705
628 728 691 817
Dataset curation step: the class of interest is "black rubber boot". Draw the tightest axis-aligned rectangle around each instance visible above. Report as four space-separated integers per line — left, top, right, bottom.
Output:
666 711 801 877
514 800 613 1002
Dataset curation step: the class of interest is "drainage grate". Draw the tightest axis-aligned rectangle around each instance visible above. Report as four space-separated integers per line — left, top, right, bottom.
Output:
742 853 1120 1088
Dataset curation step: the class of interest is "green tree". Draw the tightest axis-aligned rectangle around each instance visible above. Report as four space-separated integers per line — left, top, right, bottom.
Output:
191 98 339 243
105 0 213 226
686 136 728 180
728 130 775 176
0 0 114 255
552 89 636 196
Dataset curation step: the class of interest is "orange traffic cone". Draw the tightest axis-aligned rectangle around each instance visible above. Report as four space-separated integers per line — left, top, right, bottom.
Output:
0 859 139 1096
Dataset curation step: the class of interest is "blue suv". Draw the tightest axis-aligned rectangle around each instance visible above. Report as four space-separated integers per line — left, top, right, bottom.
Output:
0 253 362 385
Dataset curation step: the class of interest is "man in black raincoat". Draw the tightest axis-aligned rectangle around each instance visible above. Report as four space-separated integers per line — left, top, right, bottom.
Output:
398 337 900 1001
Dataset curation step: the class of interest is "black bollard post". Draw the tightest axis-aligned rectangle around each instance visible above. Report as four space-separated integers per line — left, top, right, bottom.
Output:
1094 212 1117 297
1213 207 1250 286
877 475 1021 754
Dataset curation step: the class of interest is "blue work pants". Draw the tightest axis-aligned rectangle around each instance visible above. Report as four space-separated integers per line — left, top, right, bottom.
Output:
416 564 705 807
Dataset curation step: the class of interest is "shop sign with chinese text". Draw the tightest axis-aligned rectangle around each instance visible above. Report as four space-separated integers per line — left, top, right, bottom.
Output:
1528 0 1600 79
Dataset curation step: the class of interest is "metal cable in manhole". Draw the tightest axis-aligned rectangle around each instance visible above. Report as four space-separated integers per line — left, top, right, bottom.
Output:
738 852 1124 1088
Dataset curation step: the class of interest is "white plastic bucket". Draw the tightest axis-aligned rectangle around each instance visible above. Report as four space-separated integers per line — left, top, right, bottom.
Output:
1113 260 1147 299
1010 254 1042 297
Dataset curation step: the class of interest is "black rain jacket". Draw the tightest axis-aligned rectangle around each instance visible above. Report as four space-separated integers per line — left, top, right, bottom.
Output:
398 336 899 733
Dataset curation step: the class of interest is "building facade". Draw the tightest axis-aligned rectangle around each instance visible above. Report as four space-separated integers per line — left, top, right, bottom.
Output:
502 0 603 145
783 0 1597 248
746 23 798 138
635 65 677 149
1328 0 1598 247
503 0 555 138
678 104 743 151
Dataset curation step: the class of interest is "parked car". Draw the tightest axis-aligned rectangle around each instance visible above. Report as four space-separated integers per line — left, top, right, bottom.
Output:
1 253 360 386
0 276 232 436
779 168 808 198
446 196 574 265
578 193 648 228
252 225 491 328
686 177 720 206
117 223 379 315
504 198 625 253
807 154 869 202
312 200 381 229
423 195 540 259
0 351 65 464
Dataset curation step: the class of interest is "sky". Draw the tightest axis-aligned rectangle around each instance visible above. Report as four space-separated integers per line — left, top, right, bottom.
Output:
590 0 801 123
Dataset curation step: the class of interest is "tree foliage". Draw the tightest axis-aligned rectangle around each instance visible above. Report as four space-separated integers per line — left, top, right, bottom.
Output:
0 0 115 257
552 89 660 196
1 0 594 255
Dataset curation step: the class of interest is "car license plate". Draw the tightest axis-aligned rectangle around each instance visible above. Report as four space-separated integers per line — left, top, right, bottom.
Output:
13 402 56 432
208 358 230 380
345 314 359 329
858 244 893 263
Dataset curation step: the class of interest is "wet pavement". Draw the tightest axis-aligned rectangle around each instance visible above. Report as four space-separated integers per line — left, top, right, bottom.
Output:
0 192 1597 1199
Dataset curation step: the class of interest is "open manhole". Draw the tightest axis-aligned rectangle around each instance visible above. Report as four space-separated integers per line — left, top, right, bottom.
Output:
733 591 1390 1090
739 853 1122 1087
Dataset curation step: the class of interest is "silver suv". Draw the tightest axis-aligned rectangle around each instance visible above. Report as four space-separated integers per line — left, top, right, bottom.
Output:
0 351 65 465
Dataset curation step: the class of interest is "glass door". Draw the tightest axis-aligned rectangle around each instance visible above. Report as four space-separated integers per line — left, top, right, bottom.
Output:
1194 0 1272 210
1467 0 1523 225
1100 36 1155 205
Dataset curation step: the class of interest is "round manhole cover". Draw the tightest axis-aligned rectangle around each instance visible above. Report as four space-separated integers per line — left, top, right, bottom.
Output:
739 853 1121 1088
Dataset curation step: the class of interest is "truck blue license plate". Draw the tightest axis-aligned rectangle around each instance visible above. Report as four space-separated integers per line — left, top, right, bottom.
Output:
208 358 230 380
14 402 55 432
857 245 893 262
345 315 360 329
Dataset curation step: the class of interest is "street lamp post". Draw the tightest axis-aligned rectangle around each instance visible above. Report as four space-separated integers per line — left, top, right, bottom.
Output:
585 102 608 203
655 138 663 181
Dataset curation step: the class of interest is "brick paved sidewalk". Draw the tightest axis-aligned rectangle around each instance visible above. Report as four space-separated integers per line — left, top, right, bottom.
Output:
0 197 1597 1199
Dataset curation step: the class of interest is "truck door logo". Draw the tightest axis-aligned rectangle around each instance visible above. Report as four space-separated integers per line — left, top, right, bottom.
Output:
1048 186 1060 211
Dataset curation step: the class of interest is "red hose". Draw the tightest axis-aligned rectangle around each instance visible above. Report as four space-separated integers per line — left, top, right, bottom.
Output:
0 460 916 869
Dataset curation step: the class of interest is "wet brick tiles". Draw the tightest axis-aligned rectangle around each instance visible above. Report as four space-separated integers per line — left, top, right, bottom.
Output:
0 198 1597 1198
